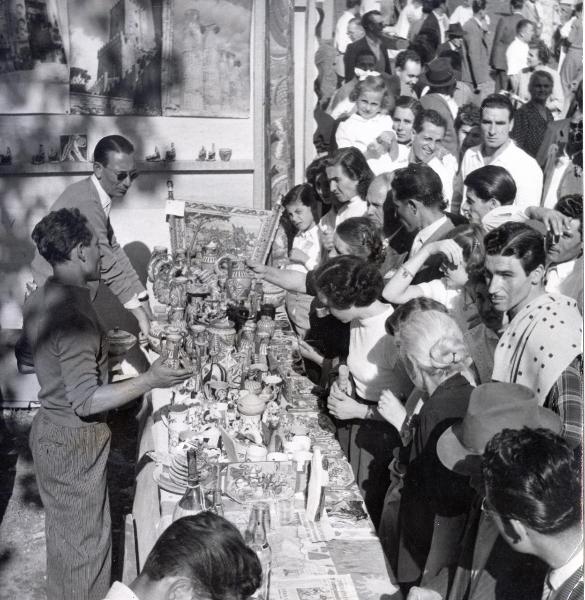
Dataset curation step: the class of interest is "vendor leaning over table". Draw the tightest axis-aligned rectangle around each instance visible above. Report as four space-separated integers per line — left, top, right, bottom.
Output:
30 135 152 340
23 208 191 600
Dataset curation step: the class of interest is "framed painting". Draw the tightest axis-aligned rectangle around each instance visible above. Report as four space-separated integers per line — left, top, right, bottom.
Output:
170 200 283 264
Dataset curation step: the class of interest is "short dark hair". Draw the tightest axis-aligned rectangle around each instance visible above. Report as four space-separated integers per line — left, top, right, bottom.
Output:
409 35 436 63
142 512 262 598
455 103 481 132
305 155 329 189
472 0 486 12
464 165 517 206
394 96 423 121
392 163 446 209
347 0 361 8
510 0 524 8
355 48 376 63
335 216 384 265
481 93 515 121
482 428 581 535
385 297 448 336
555 194 583 235
395 49 422 70
484 222 546 274
361 10 382 30
516 18 534 34
282 183 322 225
413 108 447 134
528 39 550 65
313 255 383 309
31 208 93 266
93 135 134 165
327 147 374 200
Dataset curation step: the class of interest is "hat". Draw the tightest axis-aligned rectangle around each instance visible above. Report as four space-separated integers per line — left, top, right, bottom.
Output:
436 383 562 475
422 58 456 88
446 23 464 38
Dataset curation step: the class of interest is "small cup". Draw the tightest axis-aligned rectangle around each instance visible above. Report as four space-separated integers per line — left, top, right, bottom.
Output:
219 148 232 161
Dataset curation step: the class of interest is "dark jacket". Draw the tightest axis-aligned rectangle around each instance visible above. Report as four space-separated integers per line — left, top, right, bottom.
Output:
344 36 392 82
490 12 524 71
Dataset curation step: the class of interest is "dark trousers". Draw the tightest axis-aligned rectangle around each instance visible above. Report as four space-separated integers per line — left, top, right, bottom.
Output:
30 410 112 600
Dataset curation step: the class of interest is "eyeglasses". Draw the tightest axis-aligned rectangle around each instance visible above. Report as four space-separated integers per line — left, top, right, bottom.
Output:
100 164 139 182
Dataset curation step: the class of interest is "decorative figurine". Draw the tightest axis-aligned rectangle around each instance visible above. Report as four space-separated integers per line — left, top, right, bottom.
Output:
31 144 46 165
48 147 59 162
165 142 176 162
197 146 207 161
219 148 232 162
146 146 161 161
207 143 216 161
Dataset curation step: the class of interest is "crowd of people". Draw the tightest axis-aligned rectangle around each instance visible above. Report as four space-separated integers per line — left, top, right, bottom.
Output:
252 2 583 597
12 0 583 598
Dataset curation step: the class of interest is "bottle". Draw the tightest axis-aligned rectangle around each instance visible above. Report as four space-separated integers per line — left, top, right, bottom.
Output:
336 364 353 397
245 502 272 600
173 448 206 521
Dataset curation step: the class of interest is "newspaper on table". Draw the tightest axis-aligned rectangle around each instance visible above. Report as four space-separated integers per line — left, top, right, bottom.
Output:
270 574 360 600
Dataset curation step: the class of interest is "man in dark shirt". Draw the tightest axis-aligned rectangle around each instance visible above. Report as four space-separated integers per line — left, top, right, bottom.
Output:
24 208 190 600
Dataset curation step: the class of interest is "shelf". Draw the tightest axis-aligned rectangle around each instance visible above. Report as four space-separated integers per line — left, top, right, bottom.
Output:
0 159 254 176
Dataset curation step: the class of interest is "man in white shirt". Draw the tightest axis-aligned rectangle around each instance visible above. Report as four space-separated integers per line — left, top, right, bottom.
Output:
482 428 583 600
409 108 458 209
461 93 543 211
505 19 535 90
335 1 363 80
104 512 262 600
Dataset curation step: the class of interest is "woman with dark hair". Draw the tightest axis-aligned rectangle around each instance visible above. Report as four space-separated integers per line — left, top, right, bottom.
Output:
315 255 413 528
320 146 372 255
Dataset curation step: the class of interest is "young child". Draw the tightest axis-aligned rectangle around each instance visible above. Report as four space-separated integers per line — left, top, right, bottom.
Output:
282 184 322 337
382 224 484 332
335 75 399 175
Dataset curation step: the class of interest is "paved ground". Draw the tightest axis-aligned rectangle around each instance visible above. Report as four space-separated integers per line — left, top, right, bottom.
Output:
0 407 139 599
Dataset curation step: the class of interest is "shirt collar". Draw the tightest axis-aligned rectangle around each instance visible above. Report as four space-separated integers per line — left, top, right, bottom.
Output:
104 581 141 600
480 139 514 163
548 546 584 591
297 224 319 239
412 215 448 252
90 174 112 216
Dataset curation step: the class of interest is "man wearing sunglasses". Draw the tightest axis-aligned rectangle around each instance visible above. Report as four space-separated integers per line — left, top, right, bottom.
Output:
29 135 152 341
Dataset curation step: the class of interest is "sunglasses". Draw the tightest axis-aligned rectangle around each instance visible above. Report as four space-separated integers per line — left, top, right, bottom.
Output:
100 164 139 182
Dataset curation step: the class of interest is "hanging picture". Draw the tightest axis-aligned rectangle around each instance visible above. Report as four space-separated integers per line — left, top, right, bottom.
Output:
68 0 162 116
161 0 252 118
0 0 69 113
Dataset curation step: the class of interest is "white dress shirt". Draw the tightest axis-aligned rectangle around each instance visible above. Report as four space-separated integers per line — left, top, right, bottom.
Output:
427 153 458 209
506 37 529 75
410 215 448 256
449 5 473 25
461 141 543 211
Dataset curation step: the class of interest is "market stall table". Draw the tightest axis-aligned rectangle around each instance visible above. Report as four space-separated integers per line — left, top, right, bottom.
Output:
129 384 400 600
